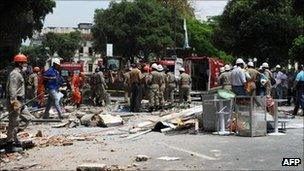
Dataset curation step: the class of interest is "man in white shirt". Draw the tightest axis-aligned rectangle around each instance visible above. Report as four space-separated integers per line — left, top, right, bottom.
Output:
230 58 247 96
273 65 287 99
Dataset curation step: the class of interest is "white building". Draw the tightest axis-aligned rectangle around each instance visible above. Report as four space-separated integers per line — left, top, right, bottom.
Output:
31 23 101 74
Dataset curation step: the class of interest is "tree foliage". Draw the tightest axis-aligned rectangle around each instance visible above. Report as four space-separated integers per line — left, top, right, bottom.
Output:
21 45 49 68
43 31 82 61
289 35 304 64
213 0 304 66
92 0 184 61
0 0 56 68
156 0 195 18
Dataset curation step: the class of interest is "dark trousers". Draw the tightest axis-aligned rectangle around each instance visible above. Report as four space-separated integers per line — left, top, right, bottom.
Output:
293 90 304 115
130 83 142 112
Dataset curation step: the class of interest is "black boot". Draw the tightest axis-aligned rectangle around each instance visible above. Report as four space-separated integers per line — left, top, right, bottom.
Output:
5 142 23 153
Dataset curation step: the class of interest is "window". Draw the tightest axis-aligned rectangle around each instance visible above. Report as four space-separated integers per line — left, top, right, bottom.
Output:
88 64 93 72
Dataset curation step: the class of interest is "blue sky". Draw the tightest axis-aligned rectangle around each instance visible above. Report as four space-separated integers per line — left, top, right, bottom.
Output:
44 0 228 27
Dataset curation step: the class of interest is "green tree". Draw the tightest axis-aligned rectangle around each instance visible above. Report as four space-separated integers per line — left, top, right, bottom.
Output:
92 0 184 61
21 45 49 68
187 18 233 63
0 0 56 68
289 35 304 64
43 31 82 61
156 0 195 18
213 0 303 66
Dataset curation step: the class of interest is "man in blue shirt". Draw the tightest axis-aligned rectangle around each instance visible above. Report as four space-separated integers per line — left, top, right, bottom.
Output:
43 58 64 119
293 65 304 116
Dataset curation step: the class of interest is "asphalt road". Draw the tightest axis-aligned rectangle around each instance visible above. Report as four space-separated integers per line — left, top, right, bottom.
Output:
1 116 303 170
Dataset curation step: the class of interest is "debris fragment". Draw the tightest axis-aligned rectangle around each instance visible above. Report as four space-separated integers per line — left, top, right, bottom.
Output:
36 130 43 137
157 156 180 161
76 163 108 171
135 155 149 162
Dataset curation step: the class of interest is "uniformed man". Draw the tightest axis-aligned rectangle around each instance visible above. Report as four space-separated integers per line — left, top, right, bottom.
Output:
261 62 273 96
149 63 161 111
246 62 260 95
141 65 151 100
27 66 39 107
96 68 110 106
179 67 191 103
165 68 176 104
129 64 142 112
218 65 231 90
123 68 131 103
157 65 166 108
230 58 247 96
5 54 28 153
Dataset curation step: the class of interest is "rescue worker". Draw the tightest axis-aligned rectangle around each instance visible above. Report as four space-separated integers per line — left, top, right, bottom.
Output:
43 58 64 119
123 68 131 103
246 62 260 96
261 62 274 96
5 54 28 152
129 64 142 112
230 58 247 96
165 68 176 104
96 68 110 106
37 69 45 107
27 66 39 107
179 67 191 103
149 63 161 111
71 72 83 108
218 64 231 90
141 65 151 100
157 65 166 109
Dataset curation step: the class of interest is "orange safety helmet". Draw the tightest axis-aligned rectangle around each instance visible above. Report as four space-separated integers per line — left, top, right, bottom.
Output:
143 65 150 72
13 54 27 62
33 67 40 72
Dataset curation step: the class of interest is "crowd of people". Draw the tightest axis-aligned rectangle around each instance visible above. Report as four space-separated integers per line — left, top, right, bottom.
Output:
217 58 304 116
122 63 191 112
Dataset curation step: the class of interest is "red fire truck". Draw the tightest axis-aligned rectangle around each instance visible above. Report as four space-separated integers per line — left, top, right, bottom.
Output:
158 56 225 92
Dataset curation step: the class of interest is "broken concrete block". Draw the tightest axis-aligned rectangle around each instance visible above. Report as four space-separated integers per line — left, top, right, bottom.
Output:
135 155 149 162
96 114 123 127
76 163 107 171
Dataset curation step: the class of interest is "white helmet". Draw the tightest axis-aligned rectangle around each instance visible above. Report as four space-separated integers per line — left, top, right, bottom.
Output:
179 67 185 72
157 64 163 71
52 58 61 65
262 62 269 68
224 64 231 71
276 64 281 68
247 62 254 67
220 67 225 73
236 58 245 65
151 63 158 69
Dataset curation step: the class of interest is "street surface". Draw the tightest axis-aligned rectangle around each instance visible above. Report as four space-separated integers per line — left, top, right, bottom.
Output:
1 106 303 170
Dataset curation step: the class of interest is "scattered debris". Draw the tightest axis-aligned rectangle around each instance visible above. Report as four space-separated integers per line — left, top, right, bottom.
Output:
35 136 73 147
135 155 149 162
157 156 180 161
76 163 108 171
35 130 43 137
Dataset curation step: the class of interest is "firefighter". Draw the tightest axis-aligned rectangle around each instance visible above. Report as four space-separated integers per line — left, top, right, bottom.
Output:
43 58 64 119
246 62 260 95
129 64 142 112
141 65 151 100
165 68 176 104
95 68 109 106
157 64 166 109
123 68 131 103
5 54 28 153
71 72 82 108
27 66 40 107
261 62 273 96
179 67 191 103
149 63 161 111
218 64 231 90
